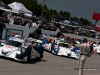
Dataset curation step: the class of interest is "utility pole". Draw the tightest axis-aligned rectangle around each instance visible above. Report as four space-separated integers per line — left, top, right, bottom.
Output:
41 0 45 16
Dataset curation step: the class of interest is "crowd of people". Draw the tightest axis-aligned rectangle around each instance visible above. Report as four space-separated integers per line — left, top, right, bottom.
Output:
0 11 99 40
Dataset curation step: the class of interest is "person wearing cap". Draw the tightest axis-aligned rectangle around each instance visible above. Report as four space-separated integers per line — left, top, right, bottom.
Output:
75 38 90 75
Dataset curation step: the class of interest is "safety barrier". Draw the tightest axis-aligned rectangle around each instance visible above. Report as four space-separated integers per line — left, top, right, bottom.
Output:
2 23 100 41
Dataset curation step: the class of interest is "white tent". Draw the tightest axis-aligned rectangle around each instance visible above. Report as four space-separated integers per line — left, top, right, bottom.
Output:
8 2 32 16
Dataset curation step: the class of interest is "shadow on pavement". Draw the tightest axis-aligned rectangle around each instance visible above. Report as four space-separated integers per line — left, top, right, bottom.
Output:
0 56 47 64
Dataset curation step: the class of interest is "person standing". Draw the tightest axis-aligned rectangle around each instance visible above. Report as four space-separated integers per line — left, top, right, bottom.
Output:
88 41 94 56
75 38 90 75
35 26 42 38
56 29 64 38
0 18 6 39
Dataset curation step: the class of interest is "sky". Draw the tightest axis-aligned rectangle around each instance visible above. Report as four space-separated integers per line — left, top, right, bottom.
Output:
37 0 100 24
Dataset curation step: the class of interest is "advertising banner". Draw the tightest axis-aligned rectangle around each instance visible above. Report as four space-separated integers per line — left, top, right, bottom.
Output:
5 28 23 39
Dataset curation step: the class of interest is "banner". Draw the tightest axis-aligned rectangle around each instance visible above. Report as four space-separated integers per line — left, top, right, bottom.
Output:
5 28 23 39
92 12 100 20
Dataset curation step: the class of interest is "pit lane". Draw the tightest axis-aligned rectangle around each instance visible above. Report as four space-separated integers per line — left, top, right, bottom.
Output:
0 40 100 75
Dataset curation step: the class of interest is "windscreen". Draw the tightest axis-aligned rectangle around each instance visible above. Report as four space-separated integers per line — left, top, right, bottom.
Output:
6 40 22 47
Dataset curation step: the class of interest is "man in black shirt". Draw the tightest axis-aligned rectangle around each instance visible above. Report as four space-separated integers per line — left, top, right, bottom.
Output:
35 26 42 39
56 29 64 38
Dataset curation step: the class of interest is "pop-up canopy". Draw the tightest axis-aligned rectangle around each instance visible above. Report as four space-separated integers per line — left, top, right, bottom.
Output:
0 0 11 11
8 2 32 16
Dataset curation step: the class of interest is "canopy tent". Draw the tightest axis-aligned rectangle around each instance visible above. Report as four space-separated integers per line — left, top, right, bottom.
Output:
59 20 70 25
8 2 32 16
0 0 11 11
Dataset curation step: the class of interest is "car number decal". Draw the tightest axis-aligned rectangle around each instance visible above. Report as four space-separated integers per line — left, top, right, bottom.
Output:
6 45 14 49
54 45 59 49
3 45 14 52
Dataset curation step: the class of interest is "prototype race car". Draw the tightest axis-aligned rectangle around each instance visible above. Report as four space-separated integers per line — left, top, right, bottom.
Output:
42 38 80 59
0 35 44 63
93 44 100 54
53 42 80 59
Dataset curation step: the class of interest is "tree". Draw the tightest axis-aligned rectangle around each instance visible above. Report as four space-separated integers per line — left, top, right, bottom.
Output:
63 11 71 20
82 19 90 25
4 0 93 25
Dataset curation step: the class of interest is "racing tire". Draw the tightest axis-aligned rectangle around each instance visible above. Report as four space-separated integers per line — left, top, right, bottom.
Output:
22 51 31 63
68 54 71 56
38 57 41 60
21 56 28 64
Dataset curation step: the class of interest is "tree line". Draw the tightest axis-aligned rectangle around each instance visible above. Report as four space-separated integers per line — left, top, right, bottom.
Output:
4 0 93 25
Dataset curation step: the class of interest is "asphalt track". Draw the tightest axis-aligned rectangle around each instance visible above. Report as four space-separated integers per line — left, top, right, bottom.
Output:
0 40 100 75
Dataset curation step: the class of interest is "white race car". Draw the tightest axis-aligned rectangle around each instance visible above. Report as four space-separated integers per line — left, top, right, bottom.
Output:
42 38 80 59
0 35 44 63
93 44 100 54
52 42 80 59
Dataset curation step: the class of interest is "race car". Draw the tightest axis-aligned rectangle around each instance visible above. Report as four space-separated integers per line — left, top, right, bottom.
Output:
42 38 80 59
93 44 100 54
52 42 80 59
0 35 44 63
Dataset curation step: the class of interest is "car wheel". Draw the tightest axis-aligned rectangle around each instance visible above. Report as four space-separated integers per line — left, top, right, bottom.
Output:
22 51 31 63
38 57 41 60
68 54 71 56
22 56 28 63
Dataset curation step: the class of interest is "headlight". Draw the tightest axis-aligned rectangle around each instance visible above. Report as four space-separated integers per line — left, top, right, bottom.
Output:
17 51 21 54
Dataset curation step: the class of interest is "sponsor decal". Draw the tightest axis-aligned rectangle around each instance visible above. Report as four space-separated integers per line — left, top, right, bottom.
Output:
5 45 14 49
5 28 23 39
3 45 14 52
9 38 23 43
54 45 59 49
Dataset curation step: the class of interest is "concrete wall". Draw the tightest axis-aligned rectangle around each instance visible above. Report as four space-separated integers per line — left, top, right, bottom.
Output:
2 23 100 41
